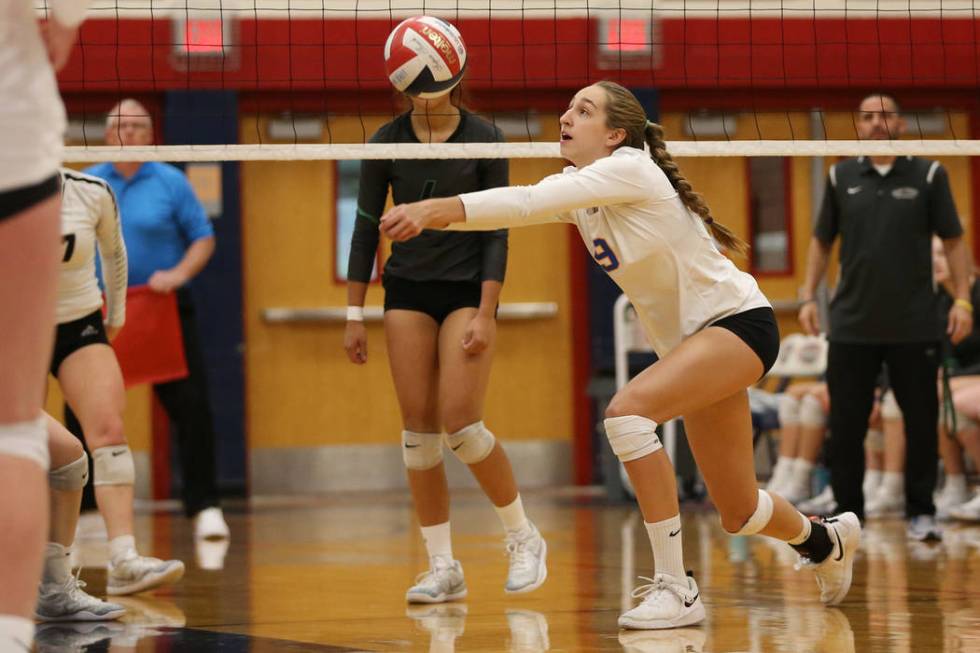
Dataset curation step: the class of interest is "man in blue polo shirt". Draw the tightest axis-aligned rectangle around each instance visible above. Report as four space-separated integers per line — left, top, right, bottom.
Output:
799 93 973 541
84 98 229 542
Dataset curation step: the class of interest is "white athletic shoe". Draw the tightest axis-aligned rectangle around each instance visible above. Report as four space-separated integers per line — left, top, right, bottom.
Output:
906 514 943 542
618 628 707 653
194 507 230 540
936 484 972 521
865 490 904 518
505 522 547 594
796 512 861 606
618 573 705 630
406 555 468 604
35 569 127 622
506 609 550 653
949 492 980 522
107 553 185 596
798 485 838 517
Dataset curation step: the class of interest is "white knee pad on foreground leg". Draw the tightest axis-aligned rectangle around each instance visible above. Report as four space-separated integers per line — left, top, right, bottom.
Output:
777 394 801 426
445 421 496 464
92 445 135 486
0 416 49 470
880 390 902 420
799 394 827 428
726 489 774 535
49 452 89 490
402 430 443 470
604 415 662 462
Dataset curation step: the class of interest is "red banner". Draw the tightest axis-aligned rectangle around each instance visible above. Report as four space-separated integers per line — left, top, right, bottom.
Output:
111 286 188 388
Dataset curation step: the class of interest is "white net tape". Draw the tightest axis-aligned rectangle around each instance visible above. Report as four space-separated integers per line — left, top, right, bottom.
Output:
63 140 980 162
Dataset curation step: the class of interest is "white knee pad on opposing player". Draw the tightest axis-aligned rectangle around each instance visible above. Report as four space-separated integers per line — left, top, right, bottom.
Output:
604 415 662 462
726 489 774 535
0 416 49 470
799 394 827 428
445 421 496 465
881 390 902 420
777 394 801 427
865 429 885 452
402 430 443 470
49 452 89 491
92 445 135 486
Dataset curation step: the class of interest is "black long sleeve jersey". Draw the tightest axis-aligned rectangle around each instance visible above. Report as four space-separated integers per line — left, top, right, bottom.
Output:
347 109 509 284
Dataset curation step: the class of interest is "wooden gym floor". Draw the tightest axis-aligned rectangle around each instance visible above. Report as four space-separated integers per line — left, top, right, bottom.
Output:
51 487 980 652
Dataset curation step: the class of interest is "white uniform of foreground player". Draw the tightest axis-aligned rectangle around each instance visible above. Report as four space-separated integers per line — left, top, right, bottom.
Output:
380 81 862 631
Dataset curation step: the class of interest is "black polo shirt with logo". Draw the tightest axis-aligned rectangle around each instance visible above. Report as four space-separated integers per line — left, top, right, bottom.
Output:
814 155 962 343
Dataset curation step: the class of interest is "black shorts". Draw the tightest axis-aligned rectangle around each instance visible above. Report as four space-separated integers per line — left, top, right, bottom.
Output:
0 174 60 223
383 275 483 325
50 310 109 377
711 306 780 376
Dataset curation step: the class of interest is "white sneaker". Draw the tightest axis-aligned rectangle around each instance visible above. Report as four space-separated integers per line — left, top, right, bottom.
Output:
798 486 837 517
936 484 971 520
35 569 127 622
194 507 230 540
406 556 467 604
949 492 980 522
906 514 943 542
507 609 549 653
865 490 904 518
107 553 185 596
618 628 706 653
505 522 547 594
796 512 861 606
618 573 705 630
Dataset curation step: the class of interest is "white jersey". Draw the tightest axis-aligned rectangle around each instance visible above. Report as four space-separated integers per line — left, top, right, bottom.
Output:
58 169 127 327
0 1 91 192
458 146 770 356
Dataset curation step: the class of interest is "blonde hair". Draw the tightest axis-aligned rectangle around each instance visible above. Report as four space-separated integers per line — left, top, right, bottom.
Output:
595 80 748 256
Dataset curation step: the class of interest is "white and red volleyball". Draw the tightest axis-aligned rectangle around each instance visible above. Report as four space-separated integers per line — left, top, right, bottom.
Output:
384 16 467 99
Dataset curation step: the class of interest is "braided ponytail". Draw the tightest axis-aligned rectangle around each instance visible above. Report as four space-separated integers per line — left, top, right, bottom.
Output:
644 121 748 256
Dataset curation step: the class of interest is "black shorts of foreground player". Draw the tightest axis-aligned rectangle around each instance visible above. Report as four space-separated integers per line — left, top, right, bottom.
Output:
381 80 862 630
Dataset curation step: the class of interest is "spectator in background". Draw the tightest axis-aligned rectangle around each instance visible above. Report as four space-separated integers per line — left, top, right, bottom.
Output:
84 99 229 541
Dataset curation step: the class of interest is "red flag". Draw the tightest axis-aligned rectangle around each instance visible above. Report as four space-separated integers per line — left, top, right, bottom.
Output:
111 286 188 387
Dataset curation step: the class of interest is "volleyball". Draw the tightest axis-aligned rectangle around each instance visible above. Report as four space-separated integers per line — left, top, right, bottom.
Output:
383 16 467 99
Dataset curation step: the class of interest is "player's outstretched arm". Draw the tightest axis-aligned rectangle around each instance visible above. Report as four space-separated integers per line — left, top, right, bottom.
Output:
380 197 465 242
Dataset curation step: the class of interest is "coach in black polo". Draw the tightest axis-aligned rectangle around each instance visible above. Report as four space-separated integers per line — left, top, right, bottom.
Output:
799 94 973 539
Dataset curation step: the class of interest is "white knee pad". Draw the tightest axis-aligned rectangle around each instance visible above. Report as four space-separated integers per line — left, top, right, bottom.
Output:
799 394 827 428
726 489 774 535
445 421 496 465
777 394 801 427
604 415 663 462
49 452 89 491
92 445 135 486
881 390 902 420
865 429 885 452
402 430 443 470
0 416 49 470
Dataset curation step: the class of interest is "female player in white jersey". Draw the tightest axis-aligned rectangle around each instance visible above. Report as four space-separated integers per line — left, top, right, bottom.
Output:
0 1 90 648
380 81 862 629
50 169 184 596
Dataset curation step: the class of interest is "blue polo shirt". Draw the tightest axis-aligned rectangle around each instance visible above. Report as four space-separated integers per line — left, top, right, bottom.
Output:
84 162 213 286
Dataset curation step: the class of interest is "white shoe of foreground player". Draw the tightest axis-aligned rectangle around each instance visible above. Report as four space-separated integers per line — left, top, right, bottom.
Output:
795 512 861 606
405 555 468 604
618 572 705 630
505 522 548 594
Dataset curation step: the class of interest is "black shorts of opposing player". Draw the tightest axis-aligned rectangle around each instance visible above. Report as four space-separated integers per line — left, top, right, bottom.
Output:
50 309 109 376
383 275 483 325
0 174 60 222
710 306 780 377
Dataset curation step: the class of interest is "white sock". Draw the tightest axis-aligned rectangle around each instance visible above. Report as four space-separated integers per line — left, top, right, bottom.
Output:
945 474 968 495
790 458 814 488
645 515 686 582
42 542 71 584
863 469 883 499
420 522 453 562
0 615 34 651
787 512 812 545
880 471 904 496
494 495 530 534
109 534 137 562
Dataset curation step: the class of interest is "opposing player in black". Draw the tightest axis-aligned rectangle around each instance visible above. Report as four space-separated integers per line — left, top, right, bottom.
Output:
344 84 546 603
